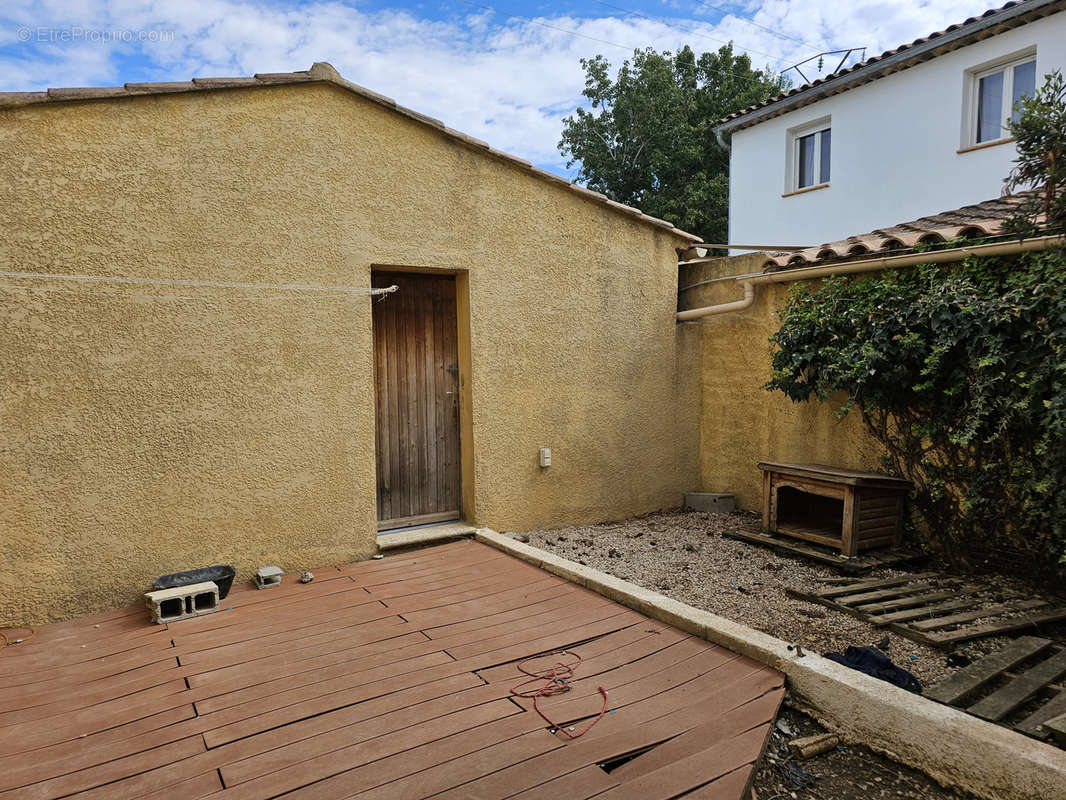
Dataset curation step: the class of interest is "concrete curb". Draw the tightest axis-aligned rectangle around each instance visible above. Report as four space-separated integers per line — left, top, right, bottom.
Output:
376 522 475 552
474 527 1066 800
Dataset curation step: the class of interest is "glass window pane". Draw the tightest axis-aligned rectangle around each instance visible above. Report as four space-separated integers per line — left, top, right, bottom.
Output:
977 70 1004 142
819 128 831 184
798 133 815 188
1012 60 1036 122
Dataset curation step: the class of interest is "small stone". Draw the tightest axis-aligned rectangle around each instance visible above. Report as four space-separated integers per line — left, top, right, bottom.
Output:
372 554 384 560
608 548 622 558
797 607 827 619
300 571 314 584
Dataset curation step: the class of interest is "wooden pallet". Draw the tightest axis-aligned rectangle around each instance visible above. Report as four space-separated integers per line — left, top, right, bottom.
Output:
724 525 922 575
785 575 1066 647
926 637 1066 746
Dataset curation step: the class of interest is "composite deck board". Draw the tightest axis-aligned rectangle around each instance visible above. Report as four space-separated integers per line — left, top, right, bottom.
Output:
428 668 783 800
681 765 754 800
0 541 781 799
0 705 198 791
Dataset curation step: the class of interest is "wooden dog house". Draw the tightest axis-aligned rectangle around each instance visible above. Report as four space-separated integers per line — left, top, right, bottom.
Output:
758 462 912 556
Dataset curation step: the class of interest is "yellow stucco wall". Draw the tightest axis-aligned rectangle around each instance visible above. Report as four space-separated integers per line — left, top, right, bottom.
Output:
682 254 884 511
0 82 699 623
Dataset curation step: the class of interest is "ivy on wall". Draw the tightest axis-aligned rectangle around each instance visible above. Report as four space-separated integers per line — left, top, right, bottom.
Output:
765 70 1066 575
765 251 1066 571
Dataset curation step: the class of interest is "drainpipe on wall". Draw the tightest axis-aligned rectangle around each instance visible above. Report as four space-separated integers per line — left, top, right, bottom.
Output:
676 233 1066 321
677 281 754 320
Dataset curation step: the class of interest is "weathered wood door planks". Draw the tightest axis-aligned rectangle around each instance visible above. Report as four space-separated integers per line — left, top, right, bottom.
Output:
372 271 461 527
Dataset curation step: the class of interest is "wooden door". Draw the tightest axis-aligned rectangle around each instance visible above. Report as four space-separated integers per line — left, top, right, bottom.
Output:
372 271 461 529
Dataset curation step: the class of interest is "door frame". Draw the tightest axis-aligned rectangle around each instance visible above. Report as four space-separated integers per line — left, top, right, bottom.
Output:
370 265 475 527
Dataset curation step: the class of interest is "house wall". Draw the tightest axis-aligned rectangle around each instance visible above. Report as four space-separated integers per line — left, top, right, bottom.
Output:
0 82 699 623
728 10 1066 248
681 255 884 509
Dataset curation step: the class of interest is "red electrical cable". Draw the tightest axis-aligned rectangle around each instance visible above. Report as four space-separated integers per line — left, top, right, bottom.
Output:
510 649 609 739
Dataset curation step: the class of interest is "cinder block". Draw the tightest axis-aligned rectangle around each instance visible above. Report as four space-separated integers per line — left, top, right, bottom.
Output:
254 566 283 589
684 492 735 514
144 581 220 624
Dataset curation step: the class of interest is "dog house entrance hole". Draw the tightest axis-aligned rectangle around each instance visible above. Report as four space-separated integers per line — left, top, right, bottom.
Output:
776 487 844 541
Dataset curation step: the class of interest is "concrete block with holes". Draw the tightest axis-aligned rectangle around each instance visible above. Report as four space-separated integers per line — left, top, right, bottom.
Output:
254 565 283 589
144 581 220 624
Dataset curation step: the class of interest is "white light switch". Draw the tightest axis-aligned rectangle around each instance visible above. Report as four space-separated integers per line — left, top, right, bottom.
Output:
539 448 552 467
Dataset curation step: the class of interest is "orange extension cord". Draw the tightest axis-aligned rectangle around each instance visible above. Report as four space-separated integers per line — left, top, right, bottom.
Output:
0 626 35 653
510 650 609 739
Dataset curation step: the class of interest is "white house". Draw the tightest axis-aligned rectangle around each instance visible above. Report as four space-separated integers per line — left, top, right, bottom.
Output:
717 0 1066 249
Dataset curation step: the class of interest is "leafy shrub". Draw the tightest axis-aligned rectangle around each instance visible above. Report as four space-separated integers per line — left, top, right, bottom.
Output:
1004 69 1066 233
766 250 1066 573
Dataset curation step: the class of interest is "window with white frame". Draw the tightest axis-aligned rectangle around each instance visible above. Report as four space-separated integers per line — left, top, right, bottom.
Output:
967 52 1036 145
786 118 830 192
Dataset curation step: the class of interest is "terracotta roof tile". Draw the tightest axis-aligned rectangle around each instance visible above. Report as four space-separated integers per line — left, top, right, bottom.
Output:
190 77 261 88
46 87 127 100
252 71 315 83
760 191 1043 270
718 0 1064 133
0 62 701 242
123 81 196 93
0 91 48 107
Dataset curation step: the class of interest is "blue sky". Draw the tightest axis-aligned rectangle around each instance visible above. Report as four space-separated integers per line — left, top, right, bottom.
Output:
1 1 993 174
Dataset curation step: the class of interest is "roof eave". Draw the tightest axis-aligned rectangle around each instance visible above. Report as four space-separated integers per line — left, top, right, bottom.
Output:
714 0 1064 137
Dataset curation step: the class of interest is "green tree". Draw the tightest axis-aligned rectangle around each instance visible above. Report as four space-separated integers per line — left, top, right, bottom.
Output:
1005 69 1066 233
558 45 787 243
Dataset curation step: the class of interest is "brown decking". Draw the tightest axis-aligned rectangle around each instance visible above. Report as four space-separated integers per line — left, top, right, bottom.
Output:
0 540 784 799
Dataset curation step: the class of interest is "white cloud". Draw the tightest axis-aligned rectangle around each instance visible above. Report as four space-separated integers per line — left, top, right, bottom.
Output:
0 0 998 171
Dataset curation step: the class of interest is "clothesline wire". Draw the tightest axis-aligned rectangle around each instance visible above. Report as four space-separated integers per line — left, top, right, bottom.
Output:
0 269 397 297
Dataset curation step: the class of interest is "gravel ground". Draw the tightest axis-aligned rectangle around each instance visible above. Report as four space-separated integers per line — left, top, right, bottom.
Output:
517 509 1065 799
520 510 1058 690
